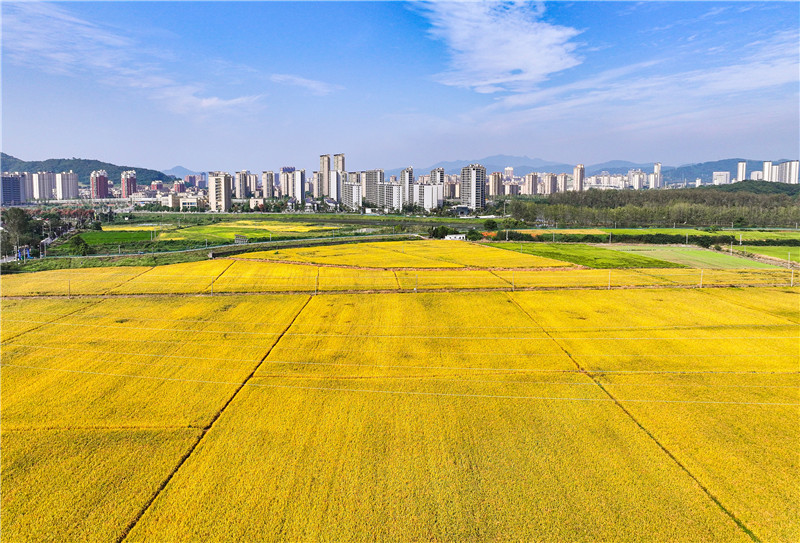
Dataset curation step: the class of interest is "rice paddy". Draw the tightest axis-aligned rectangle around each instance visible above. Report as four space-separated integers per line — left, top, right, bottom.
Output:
1 239 798 542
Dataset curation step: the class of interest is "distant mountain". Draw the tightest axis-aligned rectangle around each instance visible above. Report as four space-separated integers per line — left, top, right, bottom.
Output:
162 165 203 178
387 155 573 177
1 153 176 187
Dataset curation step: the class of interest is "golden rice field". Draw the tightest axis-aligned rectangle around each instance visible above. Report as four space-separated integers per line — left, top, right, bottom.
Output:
239 239 573 268
1 269 798 542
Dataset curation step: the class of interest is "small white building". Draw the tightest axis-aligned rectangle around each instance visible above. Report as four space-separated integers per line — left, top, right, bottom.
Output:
444 234 466 241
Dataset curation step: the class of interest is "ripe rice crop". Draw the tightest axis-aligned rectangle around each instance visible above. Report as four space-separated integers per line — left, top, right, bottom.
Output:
1 428 201 542
107 259 234 294
1 295 309 429
1 266 151 296
209 260 318 293
240 240 571 269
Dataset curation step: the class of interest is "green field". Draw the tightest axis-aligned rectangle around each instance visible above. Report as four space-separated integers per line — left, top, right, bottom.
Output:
492 242 685 268
78 230 154 244
612 246 778 268
743 245 800 263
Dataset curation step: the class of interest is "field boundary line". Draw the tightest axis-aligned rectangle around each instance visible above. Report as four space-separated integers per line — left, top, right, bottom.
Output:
103 266 155 294
115 294 313 543
506 292 762 542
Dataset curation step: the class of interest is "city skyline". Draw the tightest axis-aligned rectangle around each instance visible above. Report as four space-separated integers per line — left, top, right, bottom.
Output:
2 1 799 174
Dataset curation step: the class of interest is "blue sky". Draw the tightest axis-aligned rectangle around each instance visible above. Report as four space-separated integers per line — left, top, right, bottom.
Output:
2 1 798 174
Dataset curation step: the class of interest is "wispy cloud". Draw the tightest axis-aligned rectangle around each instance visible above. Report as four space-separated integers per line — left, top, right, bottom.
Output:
419 1 582 93
270 74 343 96
2 2 263 116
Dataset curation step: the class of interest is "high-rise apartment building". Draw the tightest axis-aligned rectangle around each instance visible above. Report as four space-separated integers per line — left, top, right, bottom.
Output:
627 169 645 190
333 153 346 173
329 170 344 202
364 170 384 206
400 167 413 206
90 170 109 199
504 166 514 181
234 170 251 199
737 161 747 182
776 160 799 184
121 170 137 198
261 171 275 199
541 173 557 195
56 171 79 199
573 164 585 192
341 181 362 210
557 173 568 193
430 168 445 185
460 164 486 210
762 161 773 182
208 171 232 212
1 174 22 205
488 172 503 197
653 162 662 189
32 172 56 200
523 173 538 195
411 183 444 211
319 155 331 198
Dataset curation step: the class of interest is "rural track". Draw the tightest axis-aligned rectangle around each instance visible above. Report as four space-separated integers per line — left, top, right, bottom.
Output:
115 295 313 543
506 293 763 543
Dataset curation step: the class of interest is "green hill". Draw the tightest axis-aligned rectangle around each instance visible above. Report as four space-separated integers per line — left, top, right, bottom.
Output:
0 153 176 187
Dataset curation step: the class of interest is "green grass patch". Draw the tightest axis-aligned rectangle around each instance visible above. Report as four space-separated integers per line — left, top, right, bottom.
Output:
742 246 800 263
79 230 153 244
612 245 778 269
492 242 685 269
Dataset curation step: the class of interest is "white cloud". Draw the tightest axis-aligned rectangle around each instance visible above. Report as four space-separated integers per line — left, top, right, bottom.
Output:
420 1 582 93
269 74 343 96
2 2 263 116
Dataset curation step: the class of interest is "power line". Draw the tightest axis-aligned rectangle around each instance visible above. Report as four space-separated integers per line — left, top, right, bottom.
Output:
2 364 796 406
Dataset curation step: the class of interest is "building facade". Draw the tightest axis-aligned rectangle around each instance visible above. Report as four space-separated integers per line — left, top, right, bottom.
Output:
460 164 486 210
208 171 232 212
90 170 109 199
121 170 137 198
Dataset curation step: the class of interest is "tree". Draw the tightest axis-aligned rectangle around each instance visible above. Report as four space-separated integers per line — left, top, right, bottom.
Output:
483 219 497 231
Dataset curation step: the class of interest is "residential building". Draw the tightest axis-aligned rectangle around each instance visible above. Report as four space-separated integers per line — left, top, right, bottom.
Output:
460 164 486 210
121 170 137 198
400 167 414 206
737 161 747 182
712 171 731 185
653 162 662 189
488 172 503 197
541 173 557 195
573 164 585 192
776 160 799 184
208 171 232 212
364 169 384 206
234 170 250 199
1 173 22 205
319 154 331 198
557 173 568 193
523 173 538 195
329 170 344 202
628 169 646 190
430 167 445 185
411 182 444 211
762 161 773 182
333 153 345 172
32 171 56 200
279 167 295 198
261 171 275 199
504 166 514 182
377 183 403 211
341 181 362 210
56 171 79 199
90 170 109 199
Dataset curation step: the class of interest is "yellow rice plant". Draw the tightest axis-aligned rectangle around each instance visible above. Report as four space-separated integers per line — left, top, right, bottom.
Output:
210 260 318 293
1 428 201 542
1 266 152 296
107 260 233 295
126 379 748 542
596 371 799 543
1 295 309 429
